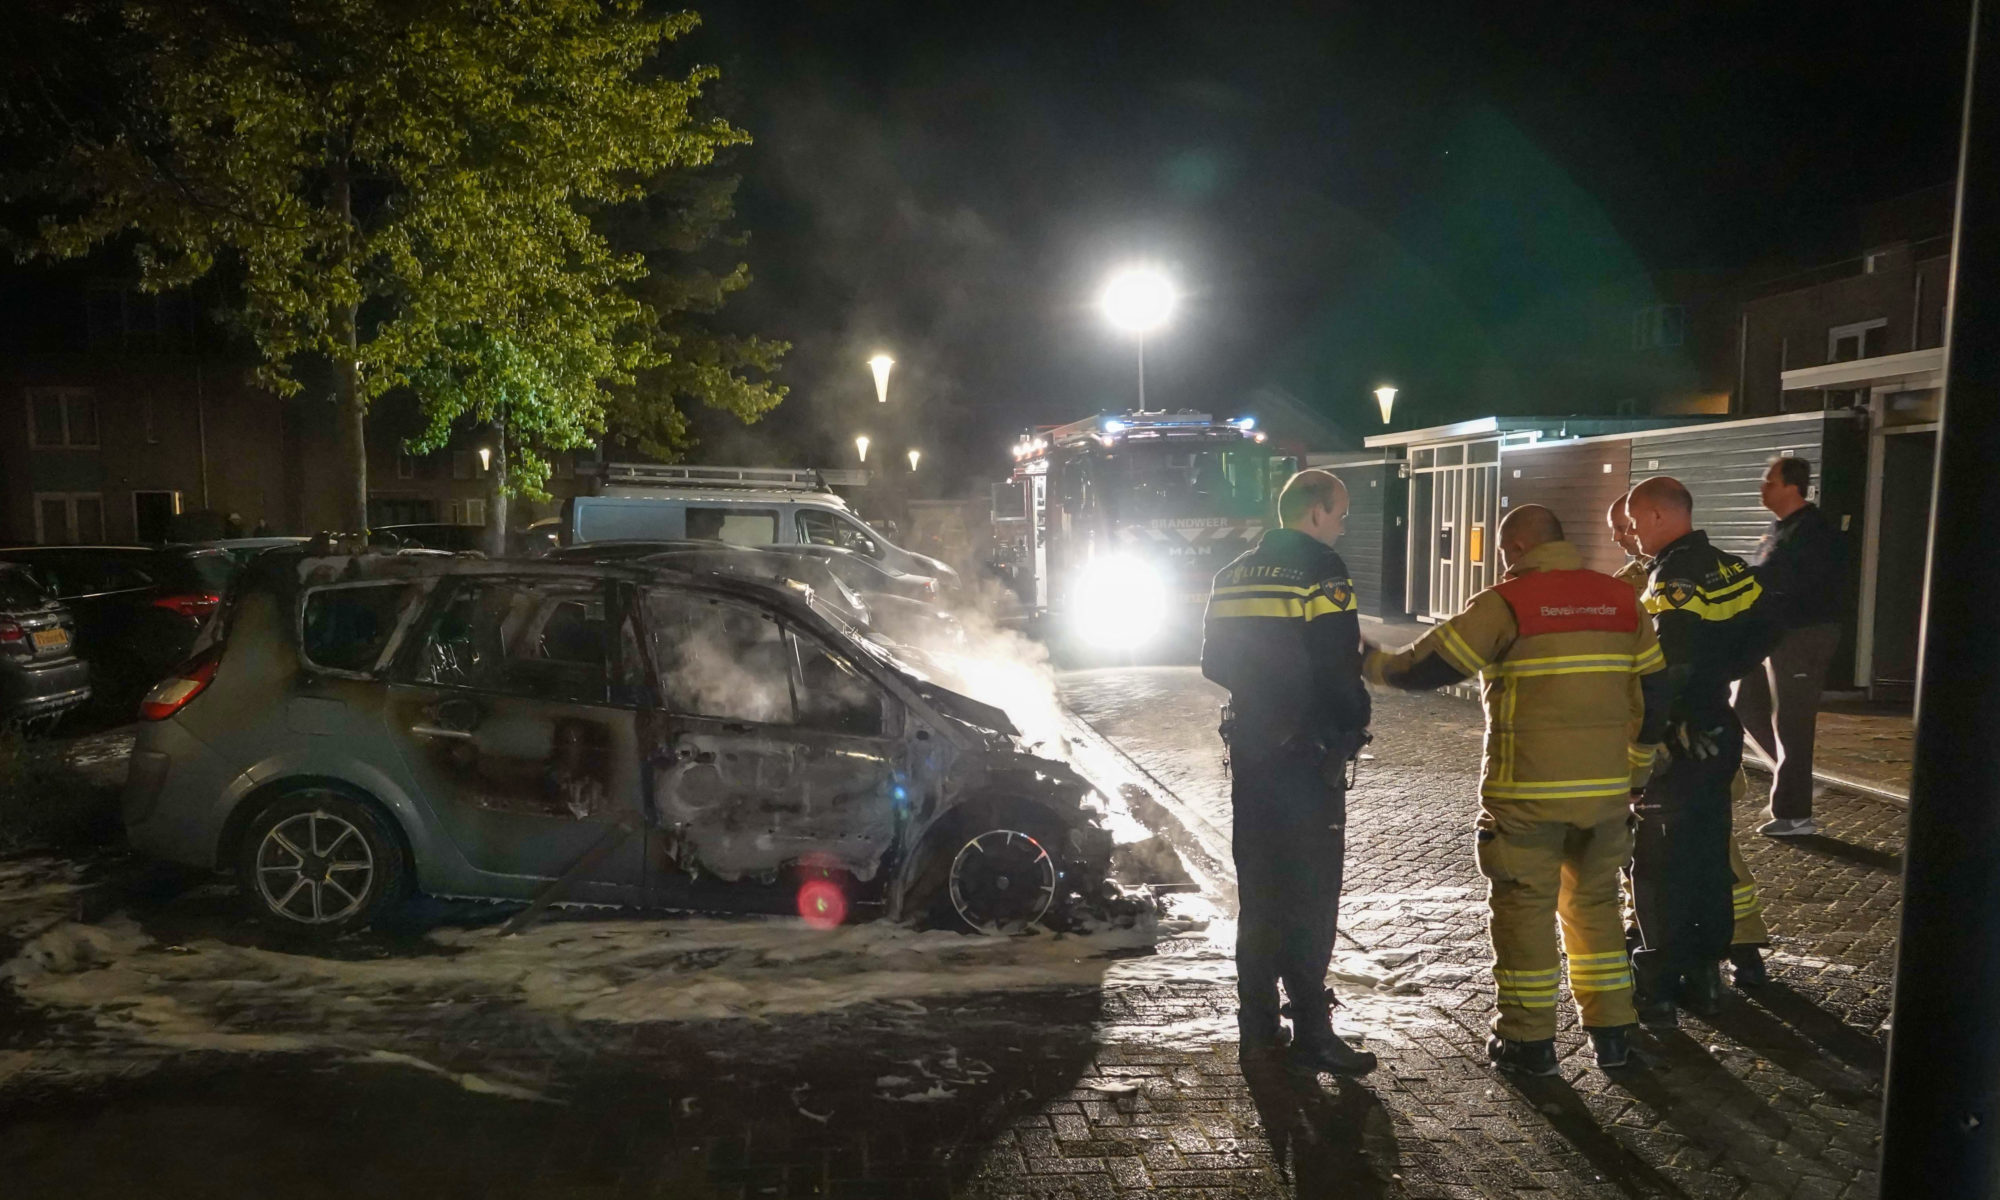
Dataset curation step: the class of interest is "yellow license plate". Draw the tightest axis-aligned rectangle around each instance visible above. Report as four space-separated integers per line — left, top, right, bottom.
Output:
31 628 68 650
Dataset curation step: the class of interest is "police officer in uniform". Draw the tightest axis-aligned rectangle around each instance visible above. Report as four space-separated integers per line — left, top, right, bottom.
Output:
1609 496 1773 985
1365 506 1664 1074
1201 469 1375 1075
1625 477 1778 1023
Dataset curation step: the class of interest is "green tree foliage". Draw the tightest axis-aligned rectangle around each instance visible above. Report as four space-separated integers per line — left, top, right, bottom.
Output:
5 0 786 528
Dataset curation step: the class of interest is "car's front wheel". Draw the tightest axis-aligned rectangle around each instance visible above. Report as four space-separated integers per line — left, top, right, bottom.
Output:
236 789 407 938
940 826 1060 935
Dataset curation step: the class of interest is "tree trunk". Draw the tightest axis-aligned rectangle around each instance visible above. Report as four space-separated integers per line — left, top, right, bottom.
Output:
485 419 508 557
331 160 369 534
335 299 368 533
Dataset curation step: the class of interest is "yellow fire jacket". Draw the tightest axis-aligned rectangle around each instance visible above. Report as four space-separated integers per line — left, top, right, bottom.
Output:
1363 541 1667 822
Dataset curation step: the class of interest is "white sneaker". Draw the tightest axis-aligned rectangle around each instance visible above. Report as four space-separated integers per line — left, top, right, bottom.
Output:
1759 817 1820 837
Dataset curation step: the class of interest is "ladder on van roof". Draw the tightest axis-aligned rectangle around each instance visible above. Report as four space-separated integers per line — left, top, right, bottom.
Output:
601 463 834 492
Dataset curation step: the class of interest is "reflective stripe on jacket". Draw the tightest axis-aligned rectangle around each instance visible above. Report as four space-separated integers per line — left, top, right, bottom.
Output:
1364 540 1664 821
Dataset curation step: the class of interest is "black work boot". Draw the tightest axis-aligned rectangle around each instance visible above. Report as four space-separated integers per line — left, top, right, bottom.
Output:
1586 1025 1638 1070
1237 1008 1291 1065
1633 976 1678 1027
1683 962 1725 1017
1729 944 1769 989
1290 1030 1378 1076
1487 1035 1560 1077
1284 991 1377 1076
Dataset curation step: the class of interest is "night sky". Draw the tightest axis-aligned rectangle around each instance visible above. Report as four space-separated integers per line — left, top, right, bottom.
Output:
685 1 1970 491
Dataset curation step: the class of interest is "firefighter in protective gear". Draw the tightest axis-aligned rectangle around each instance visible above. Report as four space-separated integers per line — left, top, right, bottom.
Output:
1364 505 1665 1075
1202 469 1375 1076
1608 497 1771 981
1625 477 1780 1023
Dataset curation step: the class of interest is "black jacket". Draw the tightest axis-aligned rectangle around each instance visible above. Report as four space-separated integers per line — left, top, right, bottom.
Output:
1640 529 1780 735
1753 503 1846 629
1200 528 1370 759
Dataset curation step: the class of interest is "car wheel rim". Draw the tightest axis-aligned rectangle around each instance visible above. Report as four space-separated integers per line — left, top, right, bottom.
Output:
947 829 1055 935
255 810 374 925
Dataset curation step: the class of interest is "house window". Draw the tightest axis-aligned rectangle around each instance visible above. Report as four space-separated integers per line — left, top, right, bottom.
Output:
396 454 415 480
34 493 106 544
1631 305 1686 350
553 454 574 479
85 285 187 345
1829 319 1888 363
26 388 100 449
452 451 473 480
446 498 487 526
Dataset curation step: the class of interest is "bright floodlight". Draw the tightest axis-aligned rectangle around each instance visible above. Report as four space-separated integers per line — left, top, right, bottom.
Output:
907 448 921 471
1374 385 1398 425
477 447 492 472
855 435 870 463
1071 553 1167 651
1098 266 1176 335
868 354 894 403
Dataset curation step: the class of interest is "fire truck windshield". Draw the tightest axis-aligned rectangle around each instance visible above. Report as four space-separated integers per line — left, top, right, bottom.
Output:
1092 445 1271 520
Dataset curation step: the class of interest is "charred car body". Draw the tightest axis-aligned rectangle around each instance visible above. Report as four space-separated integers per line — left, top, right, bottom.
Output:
122 551 1113 939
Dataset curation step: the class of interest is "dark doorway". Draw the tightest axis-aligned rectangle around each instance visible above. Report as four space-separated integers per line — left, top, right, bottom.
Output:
1871 431 1936 696
133 491 180 543
1407 472 1432 618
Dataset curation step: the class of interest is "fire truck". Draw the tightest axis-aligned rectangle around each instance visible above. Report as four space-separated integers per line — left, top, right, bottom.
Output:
1005 410 1294 651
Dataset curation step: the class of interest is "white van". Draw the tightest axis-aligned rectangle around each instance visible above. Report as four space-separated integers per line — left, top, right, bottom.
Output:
560 464 960 587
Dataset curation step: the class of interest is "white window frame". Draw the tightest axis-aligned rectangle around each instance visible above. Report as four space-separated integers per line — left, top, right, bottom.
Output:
463 498 487 527
33 492 107 544
24 387 101 449
1829 318 1889 361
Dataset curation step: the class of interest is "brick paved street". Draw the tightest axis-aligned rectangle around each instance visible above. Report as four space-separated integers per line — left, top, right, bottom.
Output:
0 673 1905 1198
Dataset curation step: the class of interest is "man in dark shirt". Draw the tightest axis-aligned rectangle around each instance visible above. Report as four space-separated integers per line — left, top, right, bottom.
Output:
1735 456 1847 837
1202 469 1374 1075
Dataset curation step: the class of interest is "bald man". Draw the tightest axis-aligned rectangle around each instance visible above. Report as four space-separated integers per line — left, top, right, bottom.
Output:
1609 492 1773 986
1625 478 1778 1024
1365 505 1664 1074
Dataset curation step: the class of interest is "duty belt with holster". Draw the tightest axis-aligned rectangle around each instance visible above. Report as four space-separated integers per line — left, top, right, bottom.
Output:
1220 702 1371 786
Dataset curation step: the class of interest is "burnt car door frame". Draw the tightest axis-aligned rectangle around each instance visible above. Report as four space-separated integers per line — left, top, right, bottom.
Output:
630 580 912 907
374 570 652 903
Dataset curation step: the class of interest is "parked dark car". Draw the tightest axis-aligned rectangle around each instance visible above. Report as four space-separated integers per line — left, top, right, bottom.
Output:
187 536 311 565
0 563 91 724
368 524 486 553
123 551 1114 940
0 546 238 712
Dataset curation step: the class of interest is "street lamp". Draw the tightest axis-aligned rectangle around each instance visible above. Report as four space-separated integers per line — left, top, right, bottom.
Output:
1098 265 1176 409
907 448 921 471
855 435 870 464
1374 385 1399 425
868 353 894 404
477 446 492 472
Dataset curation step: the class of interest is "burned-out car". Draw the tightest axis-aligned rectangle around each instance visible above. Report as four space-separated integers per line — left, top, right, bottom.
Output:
122 551 1114 940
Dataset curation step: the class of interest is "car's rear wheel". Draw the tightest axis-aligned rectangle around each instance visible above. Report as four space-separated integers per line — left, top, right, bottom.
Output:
236 789 407 938
943 827 1059 935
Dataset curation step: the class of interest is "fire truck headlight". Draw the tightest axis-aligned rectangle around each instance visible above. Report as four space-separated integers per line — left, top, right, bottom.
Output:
1072 555 1167 650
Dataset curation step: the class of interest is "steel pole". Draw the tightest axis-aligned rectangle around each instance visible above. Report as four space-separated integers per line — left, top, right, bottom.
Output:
1137 335 1147 410
1880 2 1999 1194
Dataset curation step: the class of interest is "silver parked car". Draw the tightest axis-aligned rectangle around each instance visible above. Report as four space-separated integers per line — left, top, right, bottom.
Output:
122 550 1112 939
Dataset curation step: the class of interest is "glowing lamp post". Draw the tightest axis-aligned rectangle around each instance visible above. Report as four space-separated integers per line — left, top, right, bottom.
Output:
868 353 894 404
854 435 870 464
1098 265 1176 409
907 448 921 471
1374 385 1399 426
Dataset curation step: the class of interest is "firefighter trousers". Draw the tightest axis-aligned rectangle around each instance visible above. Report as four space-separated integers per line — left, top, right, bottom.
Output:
1632 728 1742 999
1476 804 1636 1041
1231 743 1346 1042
